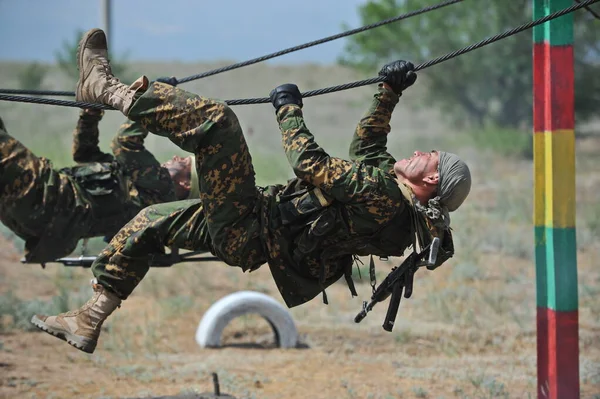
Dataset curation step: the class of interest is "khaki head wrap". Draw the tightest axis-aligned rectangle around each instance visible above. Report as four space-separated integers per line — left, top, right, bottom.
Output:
437 151 471 212
413 151 471 228
187 155 200 199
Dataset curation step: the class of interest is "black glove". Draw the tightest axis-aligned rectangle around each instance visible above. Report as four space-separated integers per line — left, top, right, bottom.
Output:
155 76 178 87
269 83 303 113
378 60 417 95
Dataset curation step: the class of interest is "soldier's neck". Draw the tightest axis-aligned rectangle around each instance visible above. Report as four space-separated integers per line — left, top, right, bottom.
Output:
394 174 434 205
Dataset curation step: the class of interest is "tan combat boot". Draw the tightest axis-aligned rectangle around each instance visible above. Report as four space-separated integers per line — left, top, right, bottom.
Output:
76 28 148 115
31 279 121 354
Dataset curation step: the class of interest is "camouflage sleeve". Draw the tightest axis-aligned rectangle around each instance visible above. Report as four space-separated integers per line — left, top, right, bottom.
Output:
348 84 399 171
72 108 114 163
111 119 177 207
276 104 395 209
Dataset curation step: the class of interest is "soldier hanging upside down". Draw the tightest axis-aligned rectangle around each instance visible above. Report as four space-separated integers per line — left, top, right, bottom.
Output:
0 89 199 264
32 28 472 354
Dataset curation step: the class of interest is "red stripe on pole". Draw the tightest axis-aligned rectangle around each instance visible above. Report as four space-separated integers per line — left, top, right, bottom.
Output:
534 43 575 133
537 308 580 399
544 44 575 131
533 42 546 133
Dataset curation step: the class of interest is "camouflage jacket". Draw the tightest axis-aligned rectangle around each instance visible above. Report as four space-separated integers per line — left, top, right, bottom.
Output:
26 109 176 262
262 85 421 308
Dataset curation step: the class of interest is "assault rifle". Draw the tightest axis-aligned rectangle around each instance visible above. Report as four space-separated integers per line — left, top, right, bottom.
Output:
21 248 220 268
354 237 440 332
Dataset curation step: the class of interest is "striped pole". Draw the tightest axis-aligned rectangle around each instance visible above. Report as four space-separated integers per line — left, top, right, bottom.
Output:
533 0 579 398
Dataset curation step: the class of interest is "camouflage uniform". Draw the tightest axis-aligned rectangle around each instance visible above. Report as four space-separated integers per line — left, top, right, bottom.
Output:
92 82 424 308
0 109 176 263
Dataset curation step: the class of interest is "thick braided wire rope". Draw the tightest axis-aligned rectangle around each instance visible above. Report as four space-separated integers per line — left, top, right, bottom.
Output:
575 0 600 19
227 0 600 105
0 0 596 109
0 0 463 97
175 0 463 84
0 94 110 109
0 89 76 96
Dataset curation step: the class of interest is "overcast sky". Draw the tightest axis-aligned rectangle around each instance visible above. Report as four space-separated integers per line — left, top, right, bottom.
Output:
0 0 367 64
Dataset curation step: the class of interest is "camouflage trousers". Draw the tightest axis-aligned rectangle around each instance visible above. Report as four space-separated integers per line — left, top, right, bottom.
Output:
92 83 266 299
0 119 74 250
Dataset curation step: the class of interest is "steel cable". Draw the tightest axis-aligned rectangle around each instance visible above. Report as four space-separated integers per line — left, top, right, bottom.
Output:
176 0 464 84
0 0 596 109
0 0 463 97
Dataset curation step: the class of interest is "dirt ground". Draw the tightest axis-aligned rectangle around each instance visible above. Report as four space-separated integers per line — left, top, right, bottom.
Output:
1 234 599 399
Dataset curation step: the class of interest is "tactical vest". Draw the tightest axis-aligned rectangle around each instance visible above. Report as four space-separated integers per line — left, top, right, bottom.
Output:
275 179 413 302
275 178 455 303
60 161 131 237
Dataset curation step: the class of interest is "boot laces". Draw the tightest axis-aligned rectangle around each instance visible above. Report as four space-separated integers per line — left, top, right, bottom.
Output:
62 289 101 317
98 57 121 85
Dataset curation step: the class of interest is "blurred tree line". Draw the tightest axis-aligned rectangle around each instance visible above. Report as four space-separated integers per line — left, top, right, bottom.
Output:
19 29 134 90
18 63 48 91
54 29 134 84
340 0 600 130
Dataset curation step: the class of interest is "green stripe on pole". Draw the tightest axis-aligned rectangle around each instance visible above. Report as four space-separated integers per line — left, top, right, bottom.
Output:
533 0 546 44
535 227 578 311
534 0 574 45
546 0 574 45
534 225 547 308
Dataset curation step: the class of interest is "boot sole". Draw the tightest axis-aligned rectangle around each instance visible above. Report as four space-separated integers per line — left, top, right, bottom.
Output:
30 315 97 354
76 28 104 101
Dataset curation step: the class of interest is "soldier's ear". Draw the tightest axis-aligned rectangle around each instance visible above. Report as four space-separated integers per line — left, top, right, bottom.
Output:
178 178 191 190
423 172 439 186
176 163 192 189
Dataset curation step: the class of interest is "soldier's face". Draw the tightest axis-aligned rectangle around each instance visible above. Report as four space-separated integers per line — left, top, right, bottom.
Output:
163 155 192 199
394 150 440 185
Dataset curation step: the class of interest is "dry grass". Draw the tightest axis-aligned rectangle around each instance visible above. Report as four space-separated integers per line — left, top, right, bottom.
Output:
0 61 599 399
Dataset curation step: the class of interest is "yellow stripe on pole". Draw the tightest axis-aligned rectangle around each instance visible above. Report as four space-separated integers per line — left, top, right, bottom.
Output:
544 129 576 228
534 132 546 227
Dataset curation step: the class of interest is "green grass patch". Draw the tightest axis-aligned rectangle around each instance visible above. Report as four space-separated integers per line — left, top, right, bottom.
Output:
250 151 294 187
0 287 90 332
454 125 533 159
